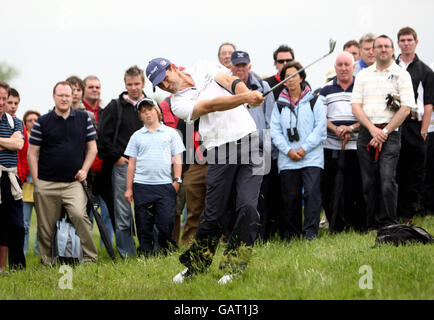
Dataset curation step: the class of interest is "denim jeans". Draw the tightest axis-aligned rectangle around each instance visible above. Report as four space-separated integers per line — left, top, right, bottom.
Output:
112 163 136 257
357 126 400 228
88 195 114 248
23 202 39 255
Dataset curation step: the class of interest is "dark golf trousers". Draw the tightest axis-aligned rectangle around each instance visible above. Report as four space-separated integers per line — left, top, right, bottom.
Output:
396 119 427 219
0 174 25 269
180 135 263 271
133 183 177 256
357 126 400 229
280 166 322 240
322 149 365 232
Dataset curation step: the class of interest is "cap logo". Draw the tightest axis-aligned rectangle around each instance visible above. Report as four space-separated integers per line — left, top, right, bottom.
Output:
150 66 158 75
237 52 245 58
160 60 167 66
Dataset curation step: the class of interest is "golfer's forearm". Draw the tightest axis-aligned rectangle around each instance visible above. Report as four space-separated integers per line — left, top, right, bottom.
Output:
214 73 249 94
384 106 411 132
192 93 249 119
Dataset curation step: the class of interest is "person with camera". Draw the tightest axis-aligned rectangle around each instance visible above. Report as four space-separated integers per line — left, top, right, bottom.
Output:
270 61 327 241
352 35 416 230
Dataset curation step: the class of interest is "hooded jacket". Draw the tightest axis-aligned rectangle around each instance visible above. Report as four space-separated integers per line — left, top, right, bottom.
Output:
270 87 327 172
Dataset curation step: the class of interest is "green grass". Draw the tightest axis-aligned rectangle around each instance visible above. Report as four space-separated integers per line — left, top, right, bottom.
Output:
0 211 433 300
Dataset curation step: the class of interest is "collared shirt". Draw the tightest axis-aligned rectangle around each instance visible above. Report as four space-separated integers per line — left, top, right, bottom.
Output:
320 77 358 150
351 62 416 124
0 113 23 168
354 59 369 76
29 108 97 182
170 60 257 150
397 54 434 121
124 124 185 185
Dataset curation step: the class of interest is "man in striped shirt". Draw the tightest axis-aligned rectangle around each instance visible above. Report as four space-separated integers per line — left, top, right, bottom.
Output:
27 81 98 265
0 80 26 272
320 52 364 232
352 35 416 230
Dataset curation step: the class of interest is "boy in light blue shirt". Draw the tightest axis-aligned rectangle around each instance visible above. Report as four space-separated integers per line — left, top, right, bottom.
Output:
124 98 185 257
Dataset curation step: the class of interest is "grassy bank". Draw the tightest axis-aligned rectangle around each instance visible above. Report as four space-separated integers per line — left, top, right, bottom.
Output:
0 213 432 300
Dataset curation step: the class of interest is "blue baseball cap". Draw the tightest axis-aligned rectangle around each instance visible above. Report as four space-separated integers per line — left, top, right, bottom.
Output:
146 57 171 92
231 51 251 65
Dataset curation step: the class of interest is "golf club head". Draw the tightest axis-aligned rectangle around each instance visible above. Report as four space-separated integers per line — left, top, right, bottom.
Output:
329 38 337 54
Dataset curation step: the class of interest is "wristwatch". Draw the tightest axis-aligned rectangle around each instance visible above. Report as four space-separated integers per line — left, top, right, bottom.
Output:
173 177 183 184
382 128 389 135
421 132 428 137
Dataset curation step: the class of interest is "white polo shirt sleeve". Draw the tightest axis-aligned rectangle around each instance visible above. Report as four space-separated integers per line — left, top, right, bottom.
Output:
171 61 230 122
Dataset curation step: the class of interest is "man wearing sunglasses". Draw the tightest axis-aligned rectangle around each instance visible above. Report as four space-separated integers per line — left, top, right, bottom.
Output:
264 45 295 101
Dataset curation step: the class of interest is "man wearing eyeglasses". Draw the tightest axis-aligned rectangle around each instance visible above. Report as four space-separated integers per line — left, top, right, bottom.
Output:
28 81 98 265
264 45 294 101
352 35 416 230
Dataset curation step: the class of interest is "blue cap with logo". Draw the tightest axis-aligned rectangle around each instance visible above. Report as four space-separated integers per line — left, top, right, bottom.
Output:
230 51 251 65
146 57 171 92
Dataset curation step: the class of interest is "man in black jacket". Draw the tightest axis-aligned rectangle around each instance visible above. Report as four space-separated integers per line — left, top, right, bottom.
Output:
395 26 434 221
97 66 147 258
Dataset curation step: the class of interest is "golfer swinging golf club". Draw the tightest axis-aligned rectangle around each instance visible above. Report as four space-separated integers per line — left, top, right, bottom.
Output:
146 58 265 284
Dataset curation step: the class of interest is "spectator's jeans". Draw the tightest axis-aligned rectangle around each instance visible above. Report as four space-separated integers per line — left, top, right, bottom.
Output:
112 163 136 257
357 126 400 229
23 202 39 254
88 195 115 248
280 167 322 240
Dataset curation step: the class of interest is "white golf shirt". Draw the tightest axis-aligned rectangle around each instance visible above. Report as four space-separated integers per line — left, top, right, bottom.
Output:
171 61 257 150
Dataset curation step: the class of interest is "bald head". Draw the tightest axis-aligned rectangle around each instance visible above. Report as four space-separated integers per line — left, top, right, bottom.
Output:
334 51 355 85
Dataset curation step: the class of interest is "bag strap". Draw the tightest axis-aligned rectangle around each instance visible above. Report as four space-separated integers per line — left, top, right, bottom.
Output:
112 99 123 145
6 113 14 129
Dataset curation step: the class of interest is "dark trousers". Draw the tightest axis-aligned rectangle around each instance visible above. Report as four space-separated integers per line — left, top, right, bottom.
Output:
258 158 284 241
396 120 427 219
357 126 400 229
280 167 322 240
180 135 263 271
322 149 365 232
0 174 25 269
133 183 177 256
422 132 434 213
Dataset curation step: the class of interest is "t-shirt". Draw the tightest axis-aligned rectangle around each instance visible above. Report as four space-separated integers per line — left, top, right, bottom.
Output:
29 108 97 182
124 124 185 185
351 62 416 124
170 60 257 149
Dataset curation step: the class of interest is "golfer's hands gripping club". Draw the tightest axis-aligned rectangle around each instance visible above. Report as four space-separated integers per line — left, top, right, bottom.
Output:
245 90 265 108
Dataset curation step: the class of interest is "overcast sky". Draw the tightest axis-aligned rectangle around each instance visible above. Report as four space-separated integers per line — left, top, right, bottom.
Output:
2 0 433 118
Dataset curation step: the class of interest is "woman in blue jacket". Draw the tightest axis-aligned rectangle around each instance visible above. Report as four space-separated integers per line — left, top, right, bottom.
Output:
270 61 327 240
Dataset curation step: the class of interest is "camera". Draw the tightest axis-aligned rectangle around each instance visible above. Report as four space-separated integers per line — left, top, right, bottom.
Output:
385 93 400 112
